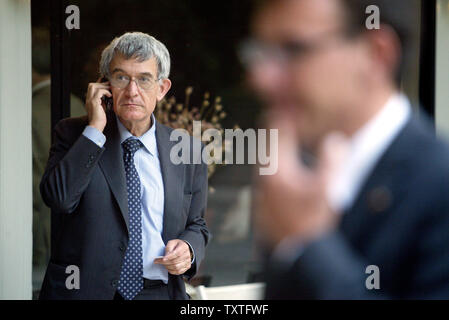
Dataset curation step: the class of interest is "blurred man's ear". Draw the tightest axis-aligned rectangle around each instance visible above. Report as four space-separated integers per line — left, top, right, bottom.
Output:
157 78 172 101
365 24 401 86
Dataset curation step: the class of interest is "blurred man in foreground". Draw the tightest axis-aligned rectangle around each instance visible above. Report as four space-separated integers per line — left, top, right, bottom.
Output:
244 0 449 298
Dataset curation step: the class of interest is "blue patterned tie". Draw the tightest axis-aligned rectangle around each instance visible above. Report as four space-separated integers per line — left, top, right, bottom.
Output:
118 138 144 300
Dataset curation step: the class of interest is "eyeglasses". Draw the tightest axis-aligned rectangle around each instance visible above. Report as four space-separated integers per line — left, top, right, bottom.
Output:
109 73 159 91
238 32 351 68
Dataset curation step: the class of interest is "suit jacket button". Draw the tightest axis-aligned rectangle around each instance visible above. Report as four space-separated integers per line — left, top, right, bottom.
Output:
111 280 118 288
119 244 126 251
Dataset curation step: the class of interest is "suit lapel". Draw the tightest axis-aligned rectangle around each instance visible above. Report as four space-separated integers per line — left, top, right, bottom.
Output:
156 121 185 243
97 115 186 240
98 111 130 233
340 117 419 244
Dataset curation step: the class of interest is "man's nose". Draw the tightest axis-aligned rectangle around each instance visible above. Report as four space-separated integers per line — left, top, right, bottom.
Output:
247 60 286 97
124 79 139 96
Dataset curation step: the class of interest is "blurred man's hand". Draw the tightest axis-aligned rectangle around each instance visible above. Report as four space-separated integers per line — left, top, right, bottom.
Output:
254 111 348 248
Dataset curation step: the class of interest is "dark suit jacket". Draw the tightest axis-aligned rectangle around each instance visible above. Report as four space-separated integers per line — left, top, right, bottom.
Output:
39 110 210 300
265 116 449 299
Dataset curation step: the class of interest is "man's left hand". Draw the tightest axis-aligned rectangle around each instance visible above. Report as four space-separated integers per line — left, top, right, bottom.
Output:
154 239 192 275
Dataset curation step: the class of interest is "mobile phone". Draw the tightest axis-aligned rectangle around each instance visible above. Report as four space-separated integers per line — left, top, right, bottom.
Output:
100 77 113 111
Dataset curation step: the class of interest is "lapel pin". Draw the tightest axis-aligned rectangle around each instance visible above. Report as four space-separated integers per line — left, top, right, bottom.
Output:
367 186 392 214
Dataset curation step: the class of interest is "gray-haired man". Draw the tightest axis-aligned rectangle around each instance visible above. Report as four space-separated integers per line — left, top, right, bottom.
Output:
39 32 210 300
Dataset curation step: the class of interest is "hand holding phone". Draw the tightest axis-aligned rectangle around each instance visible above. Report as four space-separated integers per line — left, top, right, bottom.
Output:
100 77 113 111
85 77 112 133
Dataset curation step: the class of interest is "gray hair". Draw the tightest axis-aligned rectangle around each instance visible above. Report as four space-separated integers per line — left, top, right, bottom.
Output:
99 32 171 80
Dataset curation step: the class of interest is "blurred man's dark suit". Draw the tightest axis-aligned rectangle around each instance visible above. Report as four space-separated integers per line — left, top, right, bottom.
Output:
265 114 449 299
39 110 210 300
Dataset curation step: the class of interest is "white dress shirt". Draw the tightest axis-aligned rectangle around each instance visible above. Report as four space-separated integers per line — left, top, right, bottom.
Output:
83 114 168 282
326 93 411 213
115 115 168 282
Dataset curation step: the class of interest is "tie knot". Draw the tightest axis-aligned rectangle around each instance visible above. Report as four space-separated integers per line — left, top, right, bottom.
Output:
122 138 143 155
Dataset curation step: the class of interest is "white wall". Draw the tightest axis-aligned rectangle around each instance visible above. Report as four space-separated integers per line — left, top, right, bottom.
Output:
0 0 32 299
436 0 449 139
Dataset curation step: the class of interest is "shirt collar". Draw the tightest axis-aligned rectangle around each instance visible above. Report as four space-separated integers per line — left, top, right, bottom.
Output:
116 113 158 156
327 93 411 213
350 93 411 154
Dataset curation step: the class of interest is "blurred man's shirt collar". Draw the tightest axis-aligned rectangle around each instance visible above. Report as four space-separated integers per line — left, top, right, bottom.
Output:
327 93 411 213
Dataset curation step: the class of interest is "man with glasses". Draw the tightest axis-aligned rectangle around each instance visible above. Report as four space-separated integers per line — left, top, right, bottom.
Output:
39 32 210 300
245 0 449 298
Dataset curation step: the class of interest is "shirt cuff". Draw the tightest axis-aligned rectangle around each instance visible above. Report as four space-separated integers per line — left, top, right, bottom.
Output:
82 125 106 147
183 240 196 264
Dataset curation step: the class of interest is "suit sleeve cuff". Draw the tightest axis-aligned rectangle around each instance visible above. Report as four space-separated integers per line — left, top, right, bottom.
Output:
183 240 196 264
82 125 106 147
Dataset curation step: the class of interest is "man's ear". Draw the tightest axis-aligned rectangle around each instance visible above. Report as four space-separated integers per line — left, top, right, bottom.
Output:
157 78 172 101
365 24 401 84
